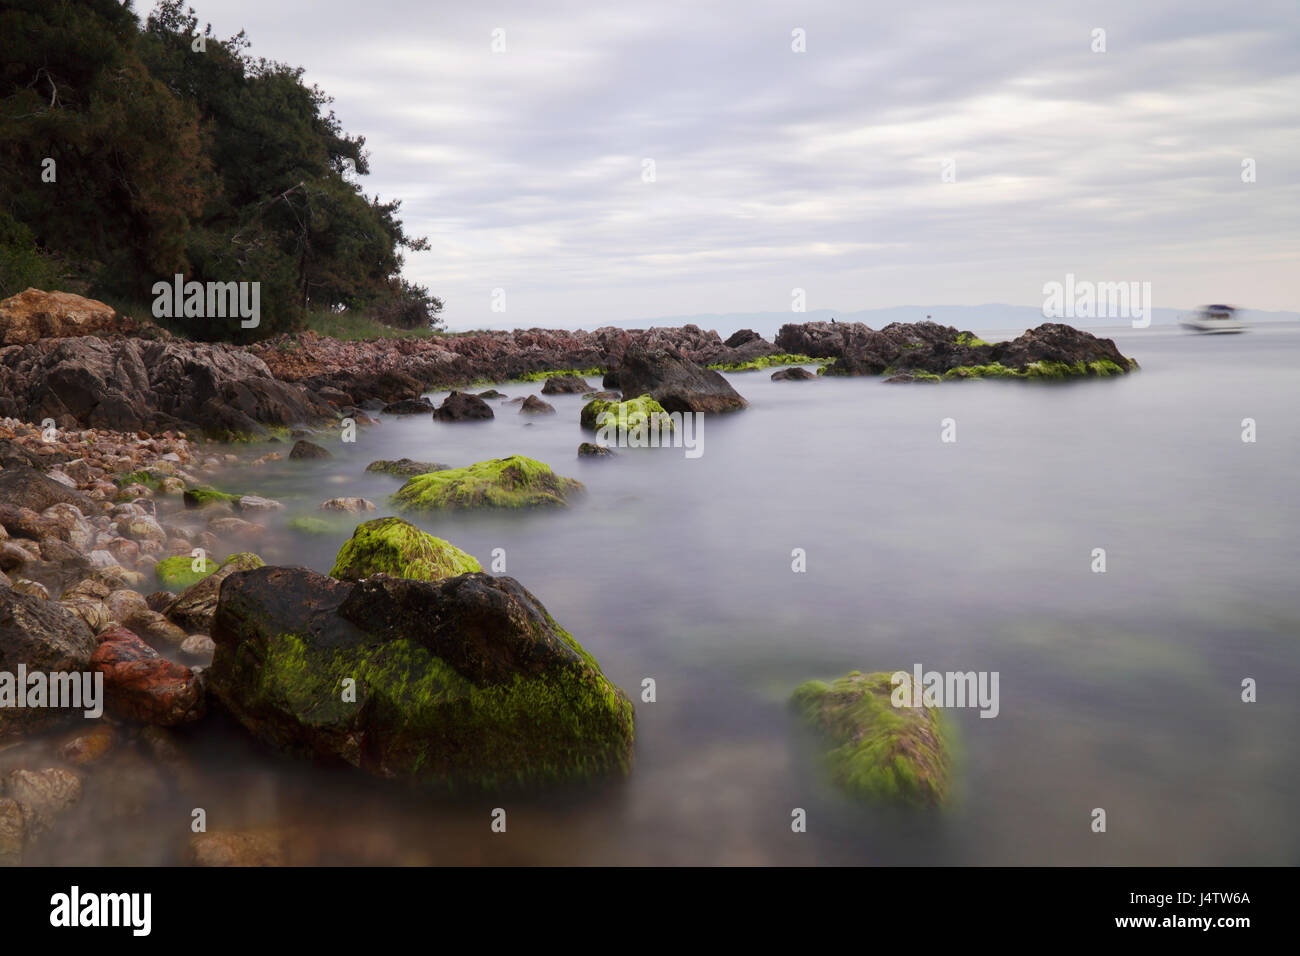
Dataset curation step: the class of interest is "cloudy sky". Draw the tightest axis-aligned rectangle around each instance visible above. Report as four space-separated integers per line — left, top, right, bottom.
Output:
187 0 1298 329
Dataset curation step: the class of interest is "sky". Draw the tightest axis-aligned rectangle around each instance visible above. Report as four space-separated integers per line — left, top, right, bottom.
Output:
179 0 1298 330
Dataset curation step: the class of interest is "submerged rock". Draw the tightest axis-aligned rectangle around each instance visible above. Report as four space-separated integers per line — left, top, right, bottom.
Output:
519 395 555 415
319 497 376 514
286 517 333 535
183 486 239 509
791 671 951 807
381 397 435 415
432 391 494 422
210 566 635 789
391 456 583 511
330 517 481 583
365 458 449 477
289 439 332 460
606 343 747 414
539 374 591 395
577 443 616 458
771 366 816 381
155 554 217 591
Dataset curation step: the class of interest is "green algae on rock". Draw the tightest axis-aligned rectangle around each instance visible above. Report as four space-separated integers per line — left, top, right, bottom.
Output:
155 554 217 591
579 394 673 432
365 458 450 477
286 516 333 535
210 566 635 790
791 670 952 807
391 456 584 511
183 486 240 509
330 516 481 583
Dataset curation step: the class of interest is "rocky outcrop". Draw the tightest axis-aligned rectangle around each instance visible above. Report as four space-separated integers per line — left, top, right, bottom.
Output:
539 374 591 395
391 456 583 511
0 334 335 438
0 289 139 345
605 344 747 414
210 566 635 789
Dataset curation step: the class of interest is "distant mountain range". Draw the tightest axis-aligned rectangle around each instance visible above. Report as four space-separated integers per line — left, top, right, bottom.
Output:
603 305 1300 340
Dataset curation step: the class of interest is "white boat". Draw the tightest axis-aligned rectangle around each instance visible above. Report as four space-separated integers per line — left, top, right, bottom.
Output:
1181 304 1246 334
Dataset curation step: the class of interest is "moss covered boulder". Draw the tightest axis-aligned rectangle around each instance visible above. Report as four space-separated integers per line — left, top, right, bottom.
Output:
210 566 635 790
579 394 673 432
365 458 450 478
155 554 217 591
791 670 951 807
183 486 240 509
330 517 481 583
392 456 583 511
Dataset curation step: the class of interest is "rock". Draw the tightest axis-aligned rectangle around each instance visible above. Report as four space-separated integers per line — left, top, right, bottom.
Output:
57 725 117 766
319 497 376 514
59 597 113 634
11 578 49 600
289 439 332 460
364 459 449 477
118 514 167 544
130 610 189 648
581 390 620 401
432 391 493 422
392 456 584 511
607 343 747 414
381 397 435 415
237 495 284 513
105 589 151 625
286 517 333 535
791 671 951 807
771 366 816 381
206 517 265 539
519 395 555 415
0 465 96 514
189 830 287 867
155 554 217 591
0 584 97 737
330 517 481 583
0 797 21 865
210 566 634 789
179 634 216 663
577 443 616 458
90 626 205 725
1 767 82 836
0 543 33 573
0 288 138 344
539 374 591 395
163 552 265 633
475 389 506 399
580 394 674 433
145 591 174 613
0 504 45 540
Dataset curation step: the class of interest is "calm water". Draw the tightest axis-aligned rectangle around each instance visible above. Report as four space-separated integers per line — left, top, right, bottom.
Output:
22 324 1300 865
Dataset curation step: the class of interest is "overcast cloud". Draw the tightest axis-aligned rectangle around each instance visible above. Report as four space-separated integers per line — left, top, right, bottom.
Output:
183 0 1299 329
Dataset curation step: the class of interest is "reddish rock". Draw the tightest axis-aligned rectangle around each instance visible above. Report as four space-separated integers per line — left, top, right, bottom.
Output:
90 626 205 725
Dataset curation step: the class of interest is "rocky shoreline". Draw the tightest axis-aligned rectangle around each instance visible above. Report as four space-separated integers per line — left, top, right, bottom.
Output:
0 288 1140 865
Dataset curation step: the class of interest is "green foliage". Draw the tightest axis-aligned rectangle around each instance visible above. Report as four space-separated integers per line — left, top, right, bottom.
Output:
0 0 438 339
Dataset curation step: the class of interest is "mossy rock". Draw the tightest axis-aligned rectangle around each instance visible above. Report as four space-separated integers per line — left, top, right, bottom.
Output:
330 517 481 583
155 554 218 591
365 458 450 477
286 517 334 535
210 567 635 790
183 486 240 509
791 670 951 807
391 455 584 511
579 393 673 432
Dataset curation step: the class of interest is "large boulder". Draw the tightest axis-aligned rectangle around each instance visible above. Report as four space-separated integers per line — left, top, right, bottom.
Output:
0 289 138 345
539 374 591 395
0 583 97 738
391 456 583 511
791 671 951 807
607 344 747 414
330 517 481 583
164 552 265 633
210 566 635 789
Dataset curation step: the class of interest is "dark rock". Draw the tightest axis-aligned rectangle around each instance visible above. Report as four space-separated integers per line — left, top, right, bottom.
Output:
364 459 449 477
432 391 493 422
0 465 95 514
381 397 435 415
289 439 332 460
476 389 506 399
539 374 591 395
0 583 97 738
771 367 816 381
519 395 555 415
210 566 634 789
723 329 761 348
577 443 615 458
607 343 747 414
